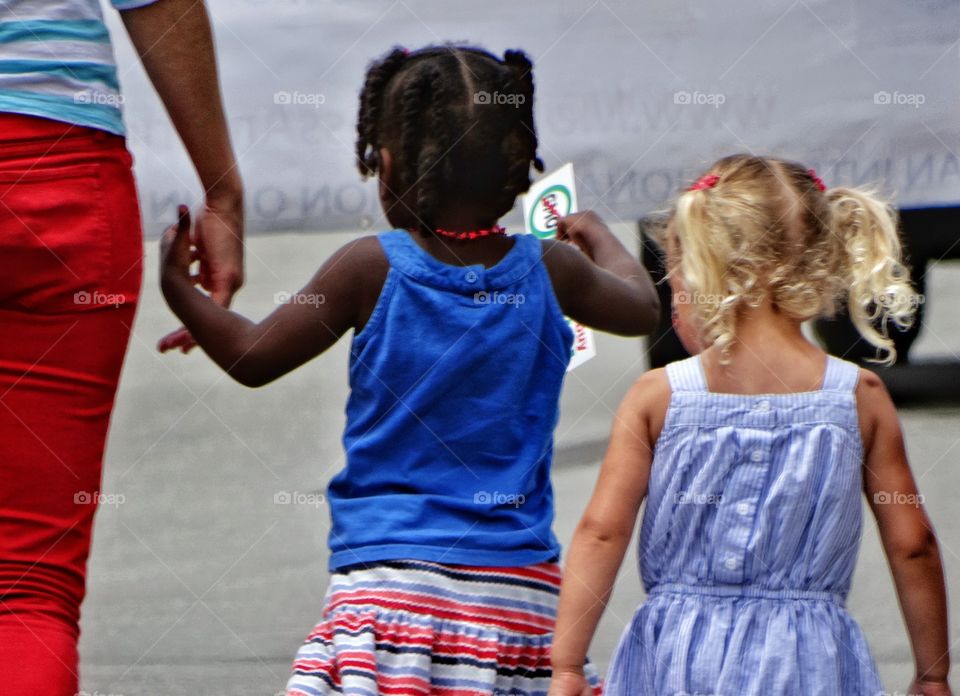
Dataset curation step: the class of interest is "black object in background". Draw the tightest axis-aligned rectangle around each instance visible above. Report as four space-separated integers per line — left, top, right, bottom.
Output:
638 208 960 402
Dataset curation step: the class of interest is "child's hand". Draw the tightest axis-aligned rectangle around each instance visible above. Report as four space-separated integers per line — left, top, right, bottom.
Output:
556 211 612 262
909 678 953 696
160 204 193 285
547 668 593 696
158 205 202 353
158 202 245 353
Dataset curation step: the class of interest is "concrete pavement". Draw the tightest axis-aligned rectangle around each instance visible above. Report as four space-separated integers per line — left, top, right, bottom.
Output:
78 228 960 694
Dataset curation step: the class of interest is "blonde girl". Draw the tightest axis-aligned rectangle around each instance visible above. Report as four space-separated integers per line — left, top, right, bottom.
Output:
549 154 951 696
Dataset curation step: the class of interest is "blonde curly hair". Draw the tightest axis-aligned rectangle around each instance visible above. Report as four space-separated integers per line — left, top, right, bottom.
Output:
665 154 916 364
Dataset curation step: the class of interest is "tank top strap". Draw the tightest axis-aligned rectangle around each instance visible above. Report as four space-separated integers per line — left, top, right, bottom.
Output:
376 230 419 273
665 355 708 393
820 355 861 393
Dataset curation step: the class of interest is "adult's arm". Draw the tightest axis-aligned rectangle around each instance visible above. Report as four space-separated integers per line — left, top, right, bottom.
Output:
119 0 244 346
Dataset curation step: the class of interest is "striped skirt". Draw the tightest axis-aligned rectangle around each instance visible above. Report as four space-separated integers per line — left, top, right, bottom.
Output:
285 560 602 695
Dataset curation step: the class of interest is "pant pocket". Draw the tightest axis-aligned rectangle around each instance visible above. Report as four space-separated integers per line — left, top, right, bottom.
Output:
0 163 125 313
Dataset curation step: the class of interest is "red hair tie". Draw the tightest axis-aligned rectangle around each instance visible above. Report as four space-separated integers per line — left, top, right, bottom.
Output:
808 169 826 192
688 174 719 192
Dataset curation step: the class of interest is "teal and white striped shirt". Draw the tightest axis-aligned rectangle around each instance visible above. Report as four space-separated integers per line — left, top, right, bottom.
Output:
0 0 160 135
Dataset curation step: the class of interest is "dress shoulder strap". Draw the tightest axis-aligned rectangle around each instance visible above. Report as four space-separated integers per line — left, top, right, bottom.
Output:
821 355 861 393
665 355 708 393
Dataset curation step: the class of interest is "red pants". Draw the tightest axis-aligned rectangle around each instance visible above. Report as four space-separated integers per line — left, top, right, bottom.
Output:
0 114 142 694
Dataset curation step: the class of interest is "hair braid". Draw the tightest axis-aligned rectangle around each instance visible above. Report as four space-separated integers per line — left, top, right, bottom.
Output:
395 64 443 230
355 47 407 178
494 50 543 216
412 65 450 231
503 50 543 171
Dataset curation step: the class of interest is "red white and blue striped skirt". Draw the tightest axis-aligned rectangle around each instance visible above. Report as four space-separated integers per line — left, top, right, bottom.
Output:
285 560 602 695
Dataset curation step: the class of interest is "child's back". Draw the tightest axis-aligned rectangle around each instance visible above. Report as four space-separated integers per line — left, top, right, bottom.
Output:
549 155 950 696
330 230 572 568
159 44 661 696
612 353 878 693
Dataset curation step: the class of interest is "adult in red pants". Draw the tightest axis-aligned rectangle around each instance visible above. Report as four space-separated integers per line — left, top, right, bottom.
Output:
0 1 244 693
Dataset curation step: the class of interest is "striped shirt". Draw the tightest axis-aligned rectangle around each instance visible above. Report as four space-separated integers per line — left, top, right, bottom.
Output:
0 0 160 135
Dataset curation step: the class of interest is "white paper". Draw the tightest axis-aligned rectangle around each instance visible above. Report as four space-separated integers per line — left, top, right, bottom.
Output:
522 164 597 371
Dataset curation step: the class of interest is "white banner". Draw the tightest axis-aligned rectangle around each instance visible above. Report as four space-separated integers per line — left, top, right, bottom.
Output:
103 0 960 236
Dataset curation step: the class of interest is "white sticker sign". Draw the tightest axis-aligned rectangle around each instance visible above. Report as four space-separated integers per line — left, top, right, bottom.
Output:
523 164 597 371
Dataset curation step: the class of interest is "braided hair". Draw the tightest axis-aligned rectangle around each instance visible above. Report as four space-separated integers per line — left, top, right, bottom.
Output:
356 44 544 233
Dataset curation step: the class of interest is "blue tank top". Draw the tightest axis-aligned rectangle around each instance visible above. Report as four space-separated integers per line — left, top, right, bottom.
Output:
327 230 574 571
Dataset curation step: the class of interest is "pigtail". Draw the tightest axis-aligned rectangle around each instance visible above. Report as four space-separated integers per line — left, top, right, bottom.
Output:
672 182 743 360
356 47 408 178
826 187 916 364
413 66 449 232
395 63 450 232
491 50 544 217
503 50 544 173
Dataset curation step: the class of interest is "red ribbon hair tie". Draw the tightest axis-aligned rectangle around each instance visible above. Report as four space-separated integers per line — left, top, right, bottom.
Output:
688 174 719 192
808 169 826 192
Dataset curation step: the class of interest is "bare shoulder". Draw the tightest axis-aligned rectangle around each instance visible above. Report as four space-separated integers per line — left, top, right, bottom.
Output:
621 367 672 442
330 234 388 272
627 367 671 403
301 235 389 330
537 237 582 277
854 368 894 413
538 237 578 260
537 238 592 312
308 235 387 288
856 366 886 393
854 367 898 450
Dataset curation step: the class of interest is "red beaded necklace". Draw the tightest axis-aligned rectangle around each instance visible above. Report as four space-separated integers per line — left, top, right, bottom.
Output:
431 225 507 241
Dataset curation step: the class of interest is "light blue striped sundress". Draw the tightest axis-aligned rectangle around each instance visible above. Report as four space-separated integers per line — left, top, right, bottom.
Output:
607 354 884 696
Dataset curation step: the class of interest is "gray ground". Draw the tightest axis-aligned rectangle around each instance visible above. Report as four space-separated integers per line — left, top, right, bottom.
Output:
79 227 959 695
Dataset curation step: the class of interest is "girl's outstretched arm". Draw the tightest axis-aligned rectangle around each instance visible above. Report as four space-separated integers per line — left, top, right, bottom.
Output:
860 370 952 696
542 211 660 336
549 369 669 696
159 207 386 387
